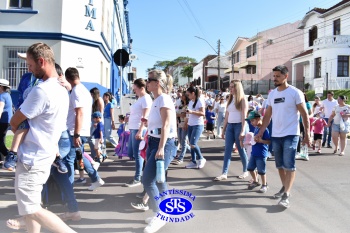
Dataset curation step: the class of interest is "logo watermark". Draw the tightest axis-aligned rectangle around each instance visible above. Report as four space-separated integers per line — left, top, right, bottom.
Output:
154 188 196 223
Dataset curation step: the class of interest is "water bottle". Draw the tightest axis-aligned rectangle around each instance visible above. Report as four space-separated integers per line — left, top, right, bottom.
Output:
156 159 165 183
76 149 84 170
301 144 309 160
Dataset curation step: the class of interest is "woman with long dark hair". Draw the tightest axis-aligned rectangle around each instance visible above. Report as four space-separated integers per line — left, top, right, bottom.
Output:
184 86 206 169
103 92 118 147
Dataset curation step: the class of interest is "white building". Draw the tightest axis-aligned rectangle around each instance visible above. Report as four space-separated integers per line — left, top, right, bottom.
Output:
292 0 350 90
0 0 131 105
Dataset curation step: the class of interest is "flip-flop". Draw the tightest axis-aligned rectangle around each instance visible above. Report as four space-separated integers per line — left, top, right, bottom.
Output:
6 218 27 230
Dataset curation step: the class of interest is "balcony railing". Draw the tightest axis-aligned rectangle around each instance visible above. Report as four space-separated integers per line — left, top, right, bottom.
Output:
313 35 350 50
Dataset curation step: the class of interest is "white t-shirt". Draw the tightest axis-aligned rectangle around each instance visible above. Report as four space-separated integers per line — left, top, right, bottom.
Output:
128 94 152 130
67 83 92 137
217 102 227 113
333 105 350 124
268 86 304 137
227 100 243 123
188 98 205 126
322 99 338 118
18 78 69 166
148 93 176 138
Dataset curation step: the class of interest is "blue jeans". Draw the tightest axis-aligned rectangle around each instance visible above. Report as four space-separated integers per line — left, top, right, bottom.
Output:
187 125 204 163
222 123 248 174
177 127 190 161
51 130 79 212
128 129 144 181
65 135 100 184
142 136 176 213
272 135 299 171
267 120 273 153
322 118 333 145
104 117 118 147
216 112 225 136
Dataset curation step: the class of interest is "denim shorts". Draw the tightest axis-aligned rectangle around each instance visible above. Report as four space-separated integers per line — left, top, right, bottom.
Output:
272 135 299 171
332 123 349 134
247 156 267 175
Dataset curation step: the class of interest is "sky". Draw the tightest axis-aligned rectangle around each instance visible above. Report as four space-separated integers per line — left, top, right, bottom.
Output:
127 0 342 78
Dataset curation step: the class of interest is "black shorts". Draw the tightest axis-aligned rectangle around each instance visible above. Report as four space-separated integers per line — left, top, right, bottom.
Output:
206 123 214 131
314 133 323 141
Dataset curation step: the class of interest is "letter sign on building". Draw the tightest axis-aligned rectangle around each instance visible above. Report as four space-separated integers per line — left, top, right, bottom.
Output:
85 0 96 31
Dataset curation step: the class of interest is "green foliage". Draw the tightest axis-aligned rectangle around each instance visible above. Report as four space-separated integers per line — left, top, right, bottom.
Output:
148 56 197 72
305 89 350 104
6 135 13 149
180 65 194 84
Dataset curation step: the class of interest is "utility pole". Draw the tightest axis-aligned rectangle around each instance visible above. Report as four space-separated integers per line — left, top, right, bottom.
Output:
217 39 221 90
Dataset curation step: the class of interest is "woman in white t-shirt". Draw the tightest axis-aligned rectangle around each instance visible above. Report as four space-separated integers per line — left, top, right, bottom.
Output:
312 96 324 116
214 80 249 181
184 86 206 169
142 70 177 232
327 95 350 156
125 78 152 187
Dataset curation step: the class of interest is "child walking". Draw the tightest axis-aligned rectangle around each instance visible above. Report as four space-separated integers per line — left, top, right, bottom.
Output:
92 111 104 162
311 111 327 153
205 105 216 140
246 111 271 193
117 115 125 138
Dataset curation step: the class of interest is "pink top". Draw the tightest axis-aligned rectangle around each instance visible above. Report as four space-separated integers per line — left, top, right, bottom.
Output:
313 118 327 134
309 117 315 133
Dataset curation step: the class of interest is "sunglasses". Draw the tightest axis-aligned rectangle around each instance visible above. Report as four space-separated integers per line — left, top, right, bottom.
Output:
147 78 158 82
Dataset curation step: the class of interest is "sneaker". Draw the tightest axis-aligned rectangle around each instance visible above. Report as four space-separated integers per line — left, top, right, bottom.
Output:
3 152 17 171
238 172 248 179
312 144 315 150
53 157 68 174
273 186 285 199
131 200 149 211
327 144 332 148
74 178 86 184
259 184 269 193
278 193 290 208
248 181 260 190
322 142 325 147
214 174 227 181
172 159 183 165
185 162 198 169
88 178 105 191
317 149 321 153
124 179 141 187
302 156 309 161
213 135 216 139
145 216 155 224
144 216 166 233
136 190 147 199
92 162 100 171
198 158 206 169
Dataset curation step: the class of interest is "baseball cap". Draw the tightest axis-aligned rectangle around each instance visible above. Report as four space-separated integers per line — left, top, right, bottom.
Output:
246 110 261 120
92 111 102 118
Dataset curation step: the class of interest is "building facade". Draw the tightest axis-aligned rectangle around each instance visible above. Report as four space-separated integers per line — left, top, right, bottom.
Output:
291 0 350 91
225 22 304 94
192 54 217 89
0 0 131 101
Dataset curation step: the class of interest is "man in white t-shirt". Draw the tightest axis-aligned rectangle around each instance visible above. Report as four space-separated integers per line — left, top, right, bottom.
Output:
257 65 310 209
10 43 75 233
65 67 104 191
321 91 337 148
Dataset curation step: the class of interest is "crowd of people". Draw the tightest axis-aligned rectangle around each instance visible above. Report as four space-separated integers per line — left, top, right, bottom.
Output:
0 43 349 233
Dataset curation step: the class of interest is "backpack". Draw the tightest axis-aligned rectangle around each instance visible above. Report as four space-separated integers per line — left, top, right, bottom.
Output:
115 131 130 157
41 175 64 208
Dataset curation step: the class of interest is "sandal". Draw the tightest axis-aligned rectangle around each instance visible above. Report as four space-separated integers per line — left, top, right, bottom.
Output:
6 217 26 230
58 212 81 222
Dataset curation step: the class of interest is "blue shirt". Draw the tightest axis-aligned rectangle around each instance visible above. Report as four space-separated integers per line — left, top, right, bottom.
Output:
104 102 113 118
92 122 104 139
251 127 270 157
16 73 39 109
117 123 125 137
205 110 215 124
0 92 13 123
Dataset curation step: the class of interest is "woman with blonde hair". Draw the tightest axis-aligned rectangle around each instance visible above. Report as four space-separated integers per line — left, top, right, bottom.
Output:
214 80 249 181
142 70 177 232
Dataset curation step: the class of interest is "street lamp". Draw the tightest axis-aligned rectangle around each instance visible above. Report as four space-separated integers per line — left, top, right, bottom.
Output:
195 36 221 90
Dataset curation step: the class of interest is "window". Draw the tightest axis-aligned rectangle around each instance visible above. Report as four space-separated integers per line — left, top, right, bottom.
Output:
315 57 321 78
236 51 240 63
3 46 28 88
9 0 32 8
232 52 240 64
338 56 349 77
246 66 256 74
246 43 257 58
309 26 318 47
333 19 341 35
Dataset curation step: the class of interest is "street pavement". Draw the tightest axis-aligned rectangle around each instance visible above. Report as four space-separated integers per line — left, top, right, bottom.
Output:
0 95 350 233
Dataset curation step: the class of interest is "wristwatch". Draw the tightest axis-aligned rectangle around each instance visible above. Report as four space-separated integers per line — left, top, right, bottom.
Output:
73 133 80 138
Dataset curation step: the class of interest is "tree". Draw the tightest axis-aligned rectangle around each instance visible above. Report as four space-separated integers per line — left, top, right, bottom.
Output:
150 56 197 72
180 65 194 84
